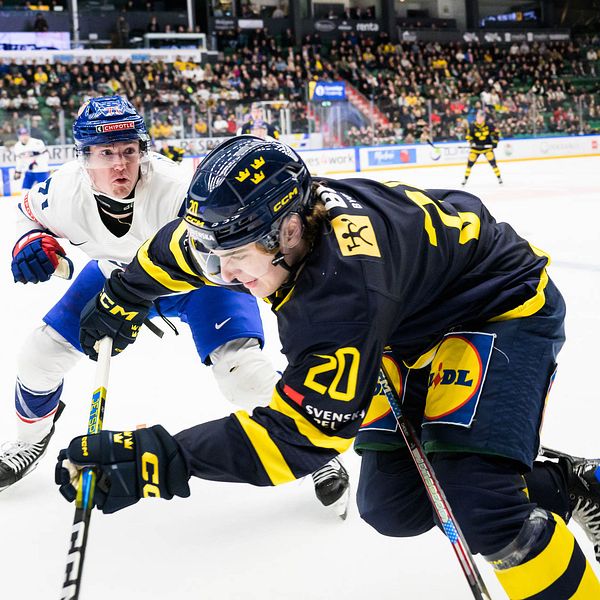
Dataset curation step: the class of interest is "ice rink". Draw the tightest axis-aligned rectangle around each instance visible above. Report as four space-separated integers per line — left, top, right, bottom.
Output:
1 154 599 599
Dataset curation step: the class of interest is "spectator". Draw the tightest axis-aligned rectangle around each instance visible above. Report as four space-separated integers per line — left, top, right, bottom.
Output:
116 14 130 48
272 3 286 18
33 13 49 33
147 15 160 34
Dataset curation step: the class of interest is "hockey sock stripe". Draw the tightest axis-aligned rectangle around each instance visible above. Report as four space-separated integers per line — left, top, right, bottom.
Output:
15 379 63 419
573 562 600 598
495 513 600 599
16 404 59 424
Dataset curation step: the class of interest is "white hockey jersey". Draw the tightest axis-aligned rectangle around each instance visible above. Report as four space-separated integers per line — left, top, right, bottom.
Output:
14 137 50 174
16 153 190 277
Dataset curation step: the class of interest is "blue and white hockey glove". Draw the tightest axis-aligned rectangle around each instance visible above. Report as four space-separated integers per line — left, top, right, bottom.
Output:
79 271 152 360
55 425 191 514
11 231 74 284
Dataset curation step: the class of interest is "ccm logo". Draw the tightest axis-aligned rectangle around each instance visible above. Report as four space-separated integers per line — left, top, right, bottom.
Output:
273 186 298 213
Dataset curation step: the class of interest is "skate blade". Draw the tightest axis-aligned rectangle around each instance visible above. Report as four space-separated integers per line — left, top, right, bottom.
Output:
328 487 350 520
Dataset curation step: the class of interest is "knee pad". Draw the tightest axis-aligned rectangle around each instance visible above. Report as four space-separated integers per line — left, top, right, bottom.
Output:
431 453 533 555
357 449 434 538
17 324 81 392
210 338 279 410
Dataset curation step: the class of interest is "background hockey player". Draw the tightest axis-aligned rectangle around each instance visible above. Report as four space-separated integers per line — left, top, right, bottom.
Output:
240 102 280 139
57 136 600 598
157 140 185 163
12 127 50 194
462 110 502 185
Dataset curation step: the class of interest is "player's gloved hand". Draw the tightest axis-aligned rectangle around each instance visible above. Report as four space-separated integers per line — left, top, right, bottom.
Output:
79 271 152 360
11 231 74 284
55 425 190 514
13 170 22 180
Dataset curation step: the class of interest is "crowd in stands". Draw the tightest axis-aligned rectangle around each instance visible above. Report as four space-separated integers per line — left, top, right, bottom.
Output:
0 27 599 148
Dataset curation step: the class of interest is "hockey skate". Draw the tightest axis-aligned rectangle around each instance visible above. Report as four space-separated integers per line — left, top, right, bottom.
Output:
0 402 64 492
312 457 350 520
540 446 600 563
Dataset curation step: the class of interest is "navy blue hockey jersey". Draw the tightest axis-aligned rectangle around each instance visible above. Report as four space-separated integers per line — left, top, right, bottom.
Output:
115 179 550 486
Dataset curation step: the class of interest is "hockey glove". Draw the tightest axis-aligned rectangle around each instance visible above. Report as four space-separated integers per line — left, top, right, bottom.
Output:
79 271 152 360
11 231 74 284
55 425 190 514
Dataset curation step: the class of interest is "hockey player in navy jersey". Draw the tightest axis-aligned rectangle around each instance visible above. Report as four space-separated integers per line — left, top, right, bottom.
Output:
462 110 502 185
57 136 600 597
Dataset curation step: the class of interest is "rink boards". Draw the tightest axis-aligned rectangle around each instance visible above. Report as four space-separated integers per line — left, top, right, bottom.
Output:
1 133 599 195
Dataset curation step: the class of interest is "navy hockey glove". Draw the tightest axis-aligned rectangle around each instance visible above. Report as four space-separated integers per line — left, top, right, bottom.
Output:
55 425 191 514
79 272 151 360
11 231 74 284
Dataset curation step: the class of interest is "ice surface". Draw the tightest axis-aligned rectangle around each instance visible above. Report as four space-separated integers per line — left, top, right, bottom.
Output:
0 155 598 599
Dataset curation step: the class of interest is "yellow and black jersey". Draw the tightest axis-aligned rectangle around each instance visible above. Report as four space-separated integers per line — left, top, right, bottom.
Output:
466 121 500 150
116 179 550 487
240 119 280 139
159 145 185 163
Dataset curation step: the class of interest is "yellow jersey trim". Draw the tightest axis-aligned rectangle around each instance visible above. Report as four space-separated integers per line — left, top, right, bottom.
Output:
234 411 296 485
137 237 198 293
273 285 296 312
170 221 200 279
270 390 354 452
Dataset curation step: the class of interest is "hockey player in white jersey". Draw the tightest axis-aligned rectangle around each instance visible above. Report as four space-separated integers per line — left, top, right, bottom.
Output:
13 127 50 193
0 96 274 491
1 96 350 517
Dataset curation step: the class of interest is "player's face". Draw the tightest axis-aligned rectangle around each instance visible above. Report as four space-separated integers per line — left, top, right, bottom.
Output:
251 126 268 140
251 107 263 121
215 242 289 298
86 141 141 198
18 133 30 144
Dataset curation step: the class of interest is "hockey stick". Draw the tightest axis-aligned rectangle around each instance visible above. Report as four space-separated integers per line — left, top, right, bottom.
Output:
60 336 113 600
379 363 492 600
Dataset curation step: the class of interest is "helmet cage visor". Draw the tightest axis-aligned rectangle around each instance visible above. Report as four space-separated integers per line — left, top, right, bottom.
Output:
188 217 285 286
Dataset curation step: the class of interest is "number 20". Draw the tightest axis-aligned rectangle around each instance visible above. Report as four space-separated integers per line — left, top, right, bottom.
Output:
304 347 360 402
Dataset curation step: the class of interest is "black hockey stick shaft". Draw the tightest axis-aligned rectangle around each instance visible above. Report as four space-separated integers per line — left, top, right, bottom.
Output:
379 363 492 600
60 337 113 600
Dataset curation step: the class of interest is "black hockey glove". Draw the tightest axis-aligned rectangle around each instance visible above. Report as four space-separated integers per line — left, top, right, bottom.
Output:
55 425 191 514
79 271 152 360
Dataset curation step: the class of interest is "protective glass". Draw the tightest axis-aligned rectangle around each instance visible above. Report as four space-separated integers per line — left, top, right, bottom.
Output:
84 144 144 169
188 228 275 286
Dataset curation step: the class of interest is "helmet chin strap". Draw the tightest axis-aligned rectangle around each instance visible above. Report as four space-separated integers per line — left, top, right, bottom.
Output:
271 252 293 272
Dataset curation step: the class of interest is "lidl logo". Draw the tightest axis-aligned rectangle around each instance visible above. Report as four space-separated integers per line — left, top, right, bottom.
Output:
424 333 494 427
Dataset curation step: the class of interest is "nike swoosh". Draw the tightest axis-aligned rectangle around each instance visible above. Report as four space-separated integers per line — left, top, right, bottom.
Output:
71 240 87 246
214 317 232 330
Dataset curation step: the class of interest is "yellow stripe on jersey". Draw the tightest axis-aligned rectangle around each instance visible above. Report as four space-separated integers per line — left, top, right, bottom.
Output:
136 236 198 293
489 266 549 322
494 513 600 599
170 221 201 279
270 390 354 453
234 411 295 485
273 285 296 311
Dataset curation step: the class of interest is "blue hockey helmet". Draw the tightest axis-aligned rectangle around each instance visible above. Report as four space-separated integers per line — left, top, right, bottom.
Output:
185 136 312 255
73 95 150 153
